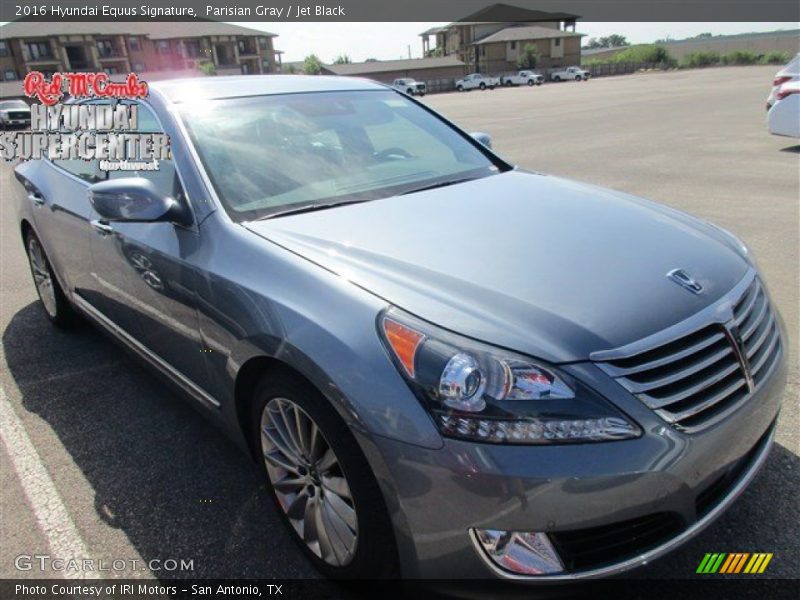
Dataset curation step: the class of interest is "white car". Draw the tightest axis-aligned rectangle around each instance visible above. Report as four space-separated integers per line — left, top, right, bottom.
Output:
391 78 426 97
768 81 800 138
500 70 545 87
0 99 31 129
766 53 799 110
550 66 590 82
455 73 498 91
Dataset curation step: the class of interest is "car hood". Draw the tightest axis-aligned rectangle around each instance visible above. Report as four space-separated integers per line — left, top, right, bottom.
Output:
244 171 749 363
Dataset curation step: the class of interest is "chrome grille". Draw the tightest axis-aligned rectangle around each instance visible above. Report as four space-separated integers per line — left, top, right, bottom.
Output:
593 274 781 432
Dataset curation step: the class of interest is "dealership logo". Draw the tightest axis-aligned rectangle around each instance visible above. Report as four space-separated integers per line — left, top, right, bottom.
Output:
667 268 704 294
0 71 168 171
696 552 773 574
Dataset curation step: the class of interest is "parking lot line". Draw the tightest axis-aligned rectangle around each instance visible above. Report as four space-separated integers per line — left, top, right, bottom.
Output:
0 384 96 579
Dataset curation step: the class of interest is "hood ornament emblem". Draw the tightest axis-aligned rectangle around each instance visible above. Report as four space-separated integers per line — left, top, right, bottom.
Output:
667 268 703 294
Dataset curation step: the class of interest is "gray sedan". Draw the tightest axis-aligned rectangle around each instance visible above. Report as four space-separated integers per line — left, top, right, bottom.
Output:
12 75 786 580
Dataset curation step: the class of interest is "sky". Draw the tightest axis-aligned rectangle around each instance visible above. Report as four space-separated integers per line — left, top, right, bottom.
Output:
232 22 798 63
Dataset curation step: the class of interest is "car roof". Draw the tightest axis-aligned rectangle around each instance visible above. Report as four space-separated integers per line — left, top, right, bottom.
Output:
150 75 387 103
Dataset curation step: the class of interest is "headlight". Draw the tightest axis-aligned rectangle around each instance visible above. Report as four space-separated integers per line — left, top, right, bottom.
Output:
378 308 640 444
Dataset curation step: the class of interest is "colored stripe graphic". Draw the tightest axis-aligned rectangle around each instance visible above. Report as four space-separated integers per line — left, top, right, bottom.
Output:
697 553 727 573
702 552 773 574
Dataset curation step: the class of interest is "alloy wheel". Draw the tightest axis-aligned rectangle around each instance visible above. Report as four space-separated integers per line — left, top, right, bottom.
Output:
27 237 57 318
260 397 358 567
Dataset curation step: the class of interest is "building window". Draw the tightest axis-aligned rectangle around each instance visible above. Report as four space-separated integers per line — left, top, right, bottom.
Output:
155 40 170 55
555 38 561 46
5 70 17 81
96 39 115 58
510 41 516 50
259 37 268 50
0 41 9 57
183 41 201 58
128 36 141 52
24 41 52 61
132 62 145 71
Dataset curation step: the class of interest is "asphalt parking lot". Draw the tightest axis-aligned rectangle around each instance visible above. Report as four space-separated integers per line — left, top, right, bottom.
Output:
0 65 797 585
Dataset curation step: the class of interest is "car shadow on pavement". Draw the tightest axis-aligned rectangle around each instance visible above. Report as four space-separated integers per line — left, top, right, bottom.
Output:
2 302 321 580
779 144 800 153
3 301 799 582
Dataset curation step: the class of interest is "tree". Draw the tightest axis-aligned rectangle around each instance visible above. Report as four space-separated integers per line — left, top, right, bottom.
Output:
333 54 352 64
516 44 540 69
302 54 323 75
583 34 630 49
285 64 297 74
197 61 216 76
605 34 629 48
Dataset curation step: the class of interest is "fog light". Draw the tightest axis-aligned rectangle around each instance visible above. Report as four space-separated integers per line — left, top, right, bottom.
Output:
472 528 564 575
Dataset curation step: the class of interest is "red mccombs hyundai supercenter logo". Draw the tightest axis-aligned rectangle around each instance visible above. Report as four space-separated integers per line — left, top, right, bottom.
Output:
0 71 170 172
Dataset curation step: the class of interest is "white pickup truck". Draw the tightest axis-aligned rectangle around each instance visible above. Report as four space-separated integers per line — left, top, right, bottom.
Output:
550 66 591 82
455 73 499 91
500 70 545 87
391 78 426 96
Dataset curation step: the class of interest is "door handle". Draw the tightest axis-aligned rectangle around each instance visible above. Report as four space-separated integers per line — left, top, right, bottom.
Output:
90 219 114 236
27 192 45 206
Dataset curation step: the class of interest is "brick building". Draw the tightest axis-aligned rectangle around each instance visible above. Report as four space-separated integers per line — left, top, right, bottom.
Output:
0 21 281 84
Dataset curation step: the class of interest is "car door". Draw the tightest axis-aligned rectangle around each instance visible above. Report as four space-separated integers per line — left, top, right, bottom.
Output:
88 100 210 391
17 144 103 309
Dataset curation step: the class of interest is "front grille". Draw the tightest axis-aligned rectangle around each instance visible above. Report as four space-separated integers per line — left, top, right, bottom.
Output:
593 275 781 432
549 512 684 572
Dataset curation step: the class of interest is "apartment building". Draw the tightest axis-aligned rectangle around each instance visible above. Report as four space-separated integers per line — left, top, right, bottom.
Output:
0 22 281 83
420 7 582 73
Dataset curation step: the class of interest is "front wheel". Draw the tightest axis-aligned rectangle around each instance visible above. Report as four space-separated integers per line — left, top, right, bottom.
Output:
553 75 561 82
406 88 414 95
25 231 75 327
252 370 398 578
527 79 534 86
479 82 486 90
456 85 464 92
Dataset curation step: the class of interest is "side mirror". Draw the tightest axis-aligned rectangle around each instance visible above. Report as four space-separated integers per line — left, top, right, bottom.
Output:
88 178 190 225
470 132 492 148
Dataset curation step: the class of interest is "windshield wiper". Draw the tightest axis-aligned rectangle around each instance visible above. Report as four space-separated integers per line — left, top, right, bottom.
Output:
400 176 480 196
255 199 368 221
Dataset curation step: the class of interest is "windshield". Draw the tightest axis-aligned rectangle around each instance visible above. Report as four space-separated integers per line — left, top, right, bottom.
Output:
178 90 503 221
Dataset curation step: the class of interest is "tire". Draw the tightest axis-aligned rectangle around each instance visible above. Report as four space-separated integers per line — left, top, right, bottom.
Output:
479 82 486 90
406 88 413 95
251 369 398 579
456 85 464 92
527 79 534 86
576 75 583 82
553 75 561 82
24 230 75 327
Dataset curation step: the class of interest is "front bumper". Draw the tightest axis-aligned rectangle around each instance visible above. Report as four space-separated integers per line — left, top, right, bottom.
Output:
366 340 786 579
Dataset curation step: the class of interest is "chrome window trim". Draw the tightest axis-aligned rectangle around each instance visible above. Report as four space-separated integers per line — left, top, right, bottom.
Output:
469 422 775 581
71 294 221 409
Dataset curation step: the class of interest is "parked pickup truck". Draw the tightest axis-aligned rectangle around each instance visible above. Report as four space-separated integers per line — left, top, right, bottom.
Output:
455 73 499 91
392 78 426 96
550 66 591 82
500 71 545 86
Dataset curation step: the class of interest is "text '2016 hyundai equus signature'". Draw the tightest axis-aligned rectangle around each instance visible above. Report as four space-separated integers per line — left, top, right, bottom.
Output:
13 76 786 580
